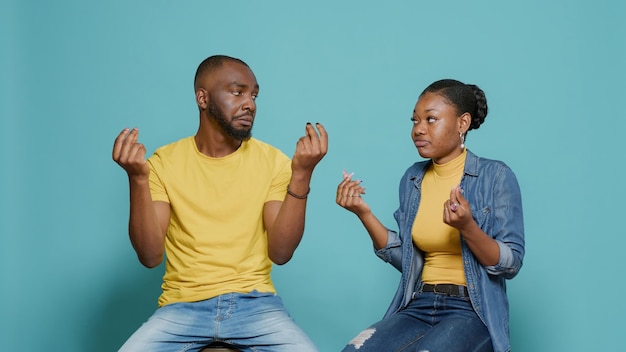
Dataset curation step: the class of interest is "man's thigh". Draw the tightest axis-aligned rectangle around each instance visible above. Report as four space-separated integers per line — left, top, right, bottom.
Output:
119 291 318 352
118 301 215 352
220 291 318 352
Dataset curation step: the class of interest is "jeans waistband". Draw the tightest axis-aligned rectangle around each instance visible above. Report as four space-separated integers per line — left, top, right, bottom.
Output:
419 283 469 297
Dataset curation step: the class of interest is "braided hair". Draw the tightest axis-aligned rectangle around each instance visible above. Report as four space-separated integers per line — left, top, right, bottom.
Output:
420 79 488 132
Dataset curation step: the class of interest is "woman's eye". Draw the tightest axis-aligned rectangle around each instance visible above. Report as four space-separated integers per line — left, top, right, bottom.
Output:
410 117 418 124
427 117 436 123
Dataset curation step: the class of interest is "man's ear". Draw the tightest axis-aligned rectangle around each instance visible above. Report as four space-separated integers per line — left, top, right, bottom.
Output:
196 88 208 110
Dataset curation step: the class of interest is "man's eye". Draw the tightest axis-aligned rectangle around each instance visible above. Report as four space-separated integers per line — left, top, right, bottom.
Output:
252 93 258 100
232 91 242 96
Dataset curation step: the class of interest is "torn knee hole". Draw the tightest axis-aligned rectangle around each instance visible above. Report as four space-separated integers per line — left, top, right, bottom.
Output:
348 328 376 349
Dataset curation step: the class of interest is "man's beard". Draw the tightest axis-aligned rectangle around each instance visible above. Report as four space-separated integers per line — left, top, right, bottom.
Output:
208 102 253 141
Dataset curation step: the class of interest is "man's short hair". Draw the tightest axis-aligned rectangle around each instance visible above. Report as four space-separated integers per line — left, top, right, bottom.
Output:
194 55 249 90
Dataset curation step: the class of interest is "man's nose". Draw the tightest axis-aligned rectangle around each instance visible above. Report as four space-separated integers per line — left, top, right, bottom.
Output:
242 95 256 112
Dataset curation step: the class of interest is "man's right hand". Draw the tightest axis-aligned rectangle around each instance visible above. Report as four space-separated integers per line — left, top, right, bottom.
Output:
112 128 150 178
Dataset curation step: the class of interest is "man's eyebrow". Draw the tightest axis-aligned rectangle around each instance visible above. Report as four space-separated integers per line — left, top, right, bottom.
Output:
228 81 260 90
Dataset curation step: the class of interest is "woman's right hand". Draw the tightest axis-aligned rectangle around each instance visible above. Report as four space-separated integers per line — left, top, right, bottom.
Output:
336 170 369 216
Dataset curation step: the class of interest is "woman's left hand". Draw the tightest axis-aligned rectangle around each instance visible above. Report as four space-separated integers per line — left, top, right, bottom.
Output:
443 186 475 232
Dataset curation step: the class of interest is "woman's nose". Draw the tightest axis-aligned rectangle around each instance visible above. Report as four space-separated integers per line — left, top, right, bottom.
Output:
412 122 425 135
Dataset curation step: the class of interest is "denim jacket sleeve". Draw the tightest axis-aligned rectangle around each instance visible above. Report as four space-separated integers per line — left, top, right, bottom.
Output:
374 160 427 274
479 162 525 279
375 229 403 272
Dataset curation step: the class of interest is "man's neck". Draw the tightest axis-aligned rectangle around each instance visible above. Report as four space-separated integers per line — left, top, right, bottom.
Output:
194 127 242 158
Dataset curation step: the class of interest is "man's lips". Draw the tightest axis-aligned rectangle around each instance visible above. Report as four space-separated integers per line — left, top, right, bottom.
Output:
234 115 254 127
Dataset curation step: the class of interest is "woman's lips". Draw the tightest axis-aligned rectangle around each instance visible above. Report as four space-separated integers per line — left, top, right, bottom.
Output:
414 139 429 147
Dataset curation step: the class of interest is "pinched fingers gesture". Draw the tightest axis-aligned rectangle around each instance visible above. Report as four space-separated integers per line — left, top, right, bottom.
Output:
291 123 328 174
443 186 474 231
112 128 149 178
336 170 369 215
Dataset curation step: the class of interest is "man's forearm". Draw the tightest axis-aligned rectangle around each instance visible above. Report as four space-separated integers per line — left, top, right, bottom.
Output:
128 177 166 268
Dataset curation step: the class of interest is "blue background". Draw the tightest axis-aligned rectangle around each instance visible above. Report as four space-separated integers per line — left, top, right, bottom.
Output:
2 1 625 351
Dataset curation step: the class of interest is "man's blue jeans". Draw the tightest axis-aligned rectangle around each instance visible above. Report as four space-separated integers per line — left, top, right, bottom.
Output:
342 291 493 352
118 290 318 352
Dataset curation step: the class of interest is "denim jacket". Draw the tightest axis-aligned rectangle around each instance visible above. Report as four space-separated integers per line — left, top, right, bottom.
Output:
375 150 525 352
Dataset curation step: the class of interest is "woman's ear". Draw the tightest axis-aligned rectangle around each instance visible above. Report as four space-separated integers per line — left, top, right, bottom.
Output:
459 112 471 134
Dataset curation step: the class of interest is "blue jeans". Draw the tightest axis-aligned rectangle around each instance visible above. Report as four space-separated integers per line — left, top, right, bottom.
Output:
342 291 493 352
119 290 318 352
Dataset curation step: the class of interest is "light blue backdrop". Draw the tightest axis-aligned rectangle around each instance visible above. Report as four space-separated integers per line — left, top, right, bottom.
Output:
2 1 625 351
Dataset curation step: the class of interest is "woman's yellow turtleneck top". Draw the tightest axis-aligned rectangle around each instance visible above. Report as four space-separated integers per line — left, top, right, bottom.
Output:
412 149 467 286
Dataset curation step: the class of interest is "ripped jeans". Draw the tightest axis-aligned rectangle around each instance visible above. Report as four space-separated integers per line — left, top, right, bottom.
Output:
341 291 493 352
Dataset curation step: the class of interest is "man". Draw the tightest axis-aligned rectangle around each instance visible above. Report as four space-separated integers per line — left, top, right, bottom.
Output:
112 55 327 351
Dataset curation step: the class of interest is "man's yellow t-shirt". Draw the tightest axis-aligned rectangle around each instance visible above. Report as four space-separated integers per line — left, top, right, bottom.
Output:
147 136 291 307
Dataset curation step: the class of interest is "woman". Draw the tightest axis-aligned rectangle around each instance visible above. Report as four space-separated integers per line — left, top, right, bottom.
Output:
336 79 525 352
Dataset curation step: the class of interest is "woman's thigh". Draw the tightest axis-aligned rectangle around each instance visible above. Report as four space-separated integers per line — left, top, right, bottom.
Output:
413 293 493 352
341 313 431 352
342 293 492 352
415 316 492 352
